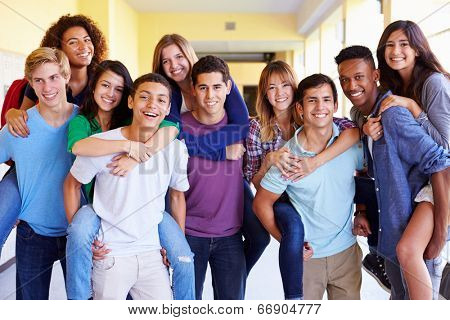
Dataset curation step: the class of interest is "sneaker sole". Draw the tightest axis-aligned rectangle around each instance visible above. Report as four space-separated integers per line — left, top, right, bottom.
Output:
362 264 391 294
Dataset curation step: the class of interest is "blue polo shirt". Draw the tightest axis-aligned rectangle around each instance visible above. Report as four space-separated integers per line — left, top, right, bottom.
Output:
0 105 78 236
261 124 364 258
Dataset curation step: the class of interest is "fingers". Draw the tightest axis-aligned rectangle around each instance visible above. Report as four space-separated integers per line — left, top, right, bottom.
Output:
91 240 110 260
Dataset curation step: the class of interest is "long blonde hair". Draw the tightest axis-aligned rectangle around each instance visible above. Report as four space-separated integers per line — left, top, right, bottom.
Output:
152 34 198 85
256 60 299 142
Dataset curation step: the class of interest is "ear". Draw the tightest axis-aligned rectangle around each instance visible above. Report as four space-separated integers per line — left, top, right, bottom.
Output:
127 95 133 110
333 101 338 113
295 101 303 115
226 79 232 95
166 102 171 116
192 85 197 97
373 68 380 82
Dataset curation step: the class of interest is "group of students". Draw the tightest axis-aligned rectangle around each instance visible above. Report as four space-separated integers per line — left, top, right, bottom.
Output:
0 14 448 301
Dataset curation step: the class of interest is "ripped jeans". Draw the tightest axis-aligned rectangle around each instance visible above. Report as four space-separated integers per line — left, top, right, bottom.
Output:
66 205 194 300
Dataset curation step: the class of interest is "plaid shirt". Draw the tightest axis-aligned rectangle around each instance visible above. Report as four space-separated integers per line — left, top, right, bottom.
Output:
244 117 357 182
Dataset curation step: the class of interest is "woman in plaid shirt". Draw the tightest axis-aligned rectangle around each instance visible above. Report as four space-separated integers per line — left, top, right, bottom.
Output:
244 61 359 299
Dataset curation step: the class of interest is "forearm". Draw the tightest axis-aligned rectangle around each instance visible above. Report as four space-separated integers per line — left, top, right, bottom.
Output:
431 168 450 237
20 96 36 111
63 173 82 224
251 156 273 191
314 128 359 167
169 189 186 233
72 137 128 156
253 196 281 241
144 126 179 155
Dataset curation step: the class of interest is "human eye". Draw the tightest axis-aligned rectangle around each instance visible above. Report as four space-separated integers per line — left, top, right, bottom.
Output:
158 98 167 104
355 75 363 80
282 83 291 88
214 85 222 90
176 54 185 60
139 95 149 101
115 87 123 93
385 42 394 47
339 77 348 83
68 40 78 47
162 59 168 65
84 37 92 43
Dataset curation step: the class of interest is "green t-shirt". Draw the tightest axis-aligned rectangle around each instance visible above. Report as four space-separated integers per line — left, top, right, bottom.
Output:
67 115 178 202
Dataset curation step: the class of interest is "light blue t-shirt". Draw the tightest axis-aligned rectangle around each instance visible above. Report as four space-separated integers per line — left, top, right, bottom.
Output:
261 124 364 258
0 105 78 236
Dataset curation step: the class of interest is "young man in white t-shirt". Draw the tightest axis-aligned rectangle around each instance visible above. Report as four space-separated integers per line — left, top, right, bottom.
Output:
64 73 189 300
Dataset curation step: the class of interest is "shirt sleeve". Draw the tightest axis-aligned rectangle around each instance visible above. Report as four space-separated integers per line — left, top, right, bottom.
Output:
333 117 358 132
0 127 12 163
67 115 92 153
70 155 100 185
383 107 449 175
168 142 190 192
23 83 38 102
417 73 450 149
180 78 249 161
244 118 264 182
260 165 289 195
350 106 365 129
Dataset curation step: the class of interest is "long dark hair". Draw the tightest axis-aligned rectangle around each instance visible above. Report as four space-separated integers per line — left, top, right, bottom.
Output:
377 20 449 106
80 60 133 131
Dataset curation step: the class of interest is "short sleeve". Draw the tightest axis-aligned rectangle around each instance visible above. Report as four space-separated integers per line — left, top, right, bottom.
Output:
70 155 100 185
67 115 93 153
260 165 289 195
0 127 12 163
168 142 190 192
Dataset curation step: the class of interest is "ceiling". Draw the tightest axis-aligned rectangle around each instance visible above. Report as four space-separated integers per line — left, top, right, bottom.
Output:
124 0 305 13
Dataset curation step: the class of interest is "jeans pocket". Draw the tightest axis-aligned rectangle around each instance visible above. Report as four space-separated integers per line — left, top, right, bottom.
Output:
93 256 116 271
17 222 35 241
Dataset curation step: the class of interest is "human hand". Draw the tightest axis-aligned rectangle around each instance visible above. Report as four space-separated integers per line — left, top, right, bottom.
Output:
352 212 371 237
363 115 383 141
128 140 151 162
424 232 446 260
107 154 139 176
284 156 319 182
226 143 246 160
92 239 111 260
303 242 313 261
380 94 421 117
6 108 29 137
160 248 170 267
268 147 301 177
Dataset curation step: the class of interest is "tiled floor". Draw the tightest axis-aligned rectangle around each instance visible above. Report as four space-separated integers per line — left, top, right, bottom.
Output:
0 236 389 300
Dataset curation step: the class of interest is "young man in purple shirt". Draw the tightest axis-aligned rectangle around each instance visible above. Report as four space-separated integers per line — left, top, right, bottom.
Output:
181 55 246 300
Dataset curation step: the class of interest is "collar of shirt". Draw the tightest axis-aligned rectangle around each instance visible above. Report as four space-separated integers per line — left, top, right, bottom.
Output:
290 123 340 156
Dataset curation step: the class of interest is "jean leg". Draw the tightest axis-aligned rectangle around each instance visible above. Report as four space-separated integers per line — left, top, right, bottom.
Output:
66 204 101 300
385 256 408 299
242 179 270 275
159 211 195 300
0 167 21 256
209 233 246 300
425 257 445 300
186 235 210 300
274 200 305 300
16 222 58 300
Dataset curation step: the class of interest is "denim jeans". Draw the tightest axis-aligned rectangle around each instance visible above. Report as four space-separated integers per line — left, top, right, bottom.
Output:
66 205 195 300
16 221 67 300
0 167 21 257
242 179 270 274
186 232 246 300
274 198 305 300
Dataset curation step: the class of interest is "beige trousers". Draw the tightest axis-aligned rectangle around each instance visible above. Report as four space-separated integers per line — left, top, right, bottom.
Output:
303 242 363 300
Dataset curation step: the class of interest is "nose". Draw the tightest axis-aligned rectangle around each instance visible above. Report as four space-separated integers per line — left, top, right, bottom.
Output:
206 87 213 99
349 78 357 90
42 81 51 92
392 43 401 55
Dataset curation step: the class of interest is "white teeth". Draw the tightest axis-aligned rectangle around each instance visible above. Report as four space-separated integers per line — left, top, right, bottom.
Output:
78 52 89 58
390 58 404 61
206 101 217 106
313 114 327 118
102 97 114 104
171 69 182 75
43 93 57 99
275 97 288 102
143 112 157 117
350 91 363 97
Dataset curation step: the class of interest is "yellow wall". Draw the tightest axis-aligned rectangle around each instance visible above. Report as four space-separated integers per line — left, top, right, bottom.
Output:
138 13 302 75
0 0 78 56
228 62 266 93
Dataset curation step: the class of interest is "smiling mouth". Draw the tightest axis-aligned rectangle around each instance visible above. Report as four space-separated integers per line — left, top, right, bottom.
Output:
350 91 364 97
206 101 218 106
170 68 183 75
143 111 158 118
101 97 115 104
275 97 288 102
42 92 58 100
312 113 327 118
77 52 91 58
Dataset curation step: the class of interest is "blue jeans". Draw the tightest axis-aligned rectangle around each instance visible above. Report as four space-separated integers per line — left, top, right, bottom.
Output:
274 199 305 300
186 232 246 300
242 179 270 274
16 221 67 300
66 205 195 300
0 167 21 257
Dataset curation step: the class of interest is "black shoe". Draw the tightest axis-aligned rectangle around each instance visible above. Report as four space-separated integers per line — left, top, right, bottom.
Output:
362 253 391 293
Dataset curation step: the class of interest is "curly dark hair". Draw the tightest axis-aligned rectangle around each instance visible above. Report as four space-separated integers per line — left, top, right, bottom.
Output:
40 14 107 74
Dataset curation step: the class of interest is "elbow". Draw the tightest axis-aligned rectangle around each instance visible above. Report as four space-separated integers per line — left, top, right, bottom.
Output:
71 142 81 156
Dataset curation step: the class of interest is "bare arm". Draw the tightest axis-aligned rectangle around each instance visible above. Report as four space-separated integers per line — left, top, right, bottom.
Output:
20 96 36 110
71 137 129 156
169 188 186 233
425 167 450 259
252 187 282 241
144 126 179 155
63 173 83 224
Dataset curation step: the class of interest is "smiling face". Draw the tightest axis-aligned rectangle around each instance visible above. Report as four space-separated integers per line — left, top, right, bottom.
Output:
384 29 417 77
193 71 231 119
161 44 191 84
30 62 69 109
93 70 125 113
266 72 295 115
129 81 171 129
61 26 94 68
297 83 337 129
338 58 379 114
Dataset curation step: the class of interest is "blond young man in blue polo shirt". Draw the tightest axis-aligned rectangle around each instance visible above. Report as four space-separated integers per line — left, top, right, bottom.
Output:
253 74 365 300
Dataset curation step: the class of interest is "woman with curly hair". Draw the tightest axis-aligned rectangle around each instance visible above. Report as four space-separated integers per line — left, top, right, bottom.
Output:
5 14 107 137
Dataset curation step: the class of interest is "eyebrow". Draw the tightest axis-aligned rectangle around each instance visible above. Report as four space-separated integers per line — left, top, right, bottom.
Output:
33 73 60 80
139 90 169 98
66 35 90 42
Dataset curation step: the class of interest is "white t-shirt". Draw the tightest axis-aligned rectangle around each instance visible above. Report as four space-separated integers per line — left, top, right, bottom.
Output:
70 127 190 256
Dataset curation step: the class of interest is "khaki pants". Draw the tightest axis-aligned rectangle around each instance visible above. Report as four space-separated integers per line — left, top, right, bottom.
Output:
92 250 172 300
303 242 362 300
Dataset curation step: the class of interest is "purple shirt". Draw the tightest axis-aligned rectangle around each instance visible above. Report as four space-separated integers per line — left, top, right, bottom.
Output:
181 112 244 237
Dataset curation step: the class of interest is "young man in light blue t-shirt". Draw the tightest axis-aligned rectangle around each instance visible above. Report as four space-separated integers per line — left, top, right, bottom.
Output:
253 74 366 300
0 47 77 299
